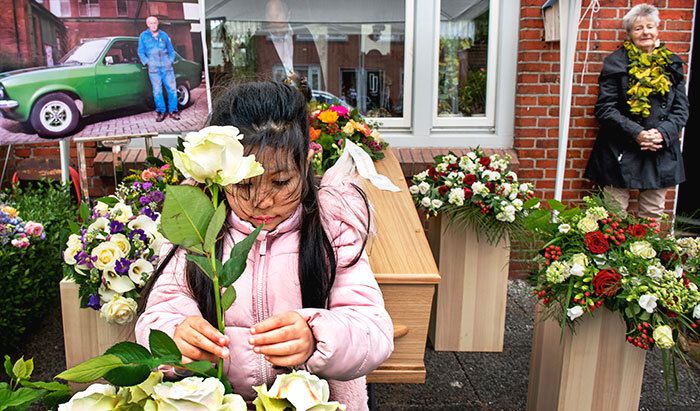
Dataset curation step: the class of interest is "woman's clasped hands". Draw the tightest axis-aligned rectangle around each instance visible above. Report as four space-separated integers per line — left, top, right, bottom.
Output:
173 312 315 367
636 129 663 151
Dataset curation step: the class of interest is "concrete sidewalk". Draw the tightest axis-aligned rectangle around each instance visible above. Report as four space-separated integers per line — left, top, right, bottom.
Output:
22 280 700 410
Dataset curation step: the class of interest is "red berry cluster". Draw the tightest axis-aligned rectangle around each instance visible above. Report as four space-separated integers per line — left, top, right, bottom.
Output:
534 286 555 305
475 201 491 215
600 217 627 246
627 322 654 350
572 293 604 311
543 245 561 266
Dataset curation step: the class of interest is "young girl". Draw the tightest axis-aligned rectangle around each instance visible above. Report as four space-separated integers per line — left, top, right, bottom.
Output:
135 81 394 409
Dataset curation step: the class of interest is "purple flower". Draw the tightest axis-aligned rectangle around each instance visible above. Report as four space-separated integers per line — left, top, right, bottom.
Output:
110 220 125 233
87 294 101 310
129 229 147 243
142 207 158 221
115 258 131 275
142 182 153 191
150 190 164 203
139 196 150 206
132 182 142 189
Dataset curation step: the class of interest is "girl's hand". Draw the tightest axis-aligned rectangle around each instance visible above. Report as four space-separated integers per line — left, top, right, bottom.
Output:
174 316 230 364
249 311 316 367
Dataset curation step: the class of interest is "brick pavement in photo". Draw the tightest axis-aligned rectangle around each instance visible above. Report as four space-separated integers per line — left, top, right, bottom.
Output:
0 85 208 146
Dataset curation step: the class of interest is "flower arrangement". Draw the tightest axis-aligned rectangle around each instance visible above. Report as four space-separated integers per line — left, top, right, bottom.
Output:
410 149 538 244
527 197 700 385
1 205 45 249
308 101 388 175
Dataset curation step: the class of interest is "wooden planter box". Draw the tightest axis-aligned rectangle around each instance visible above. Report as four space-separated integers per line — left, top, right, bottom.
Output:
364 150 441 383
527 307 646 411
60 279 135 369
427 215 510 352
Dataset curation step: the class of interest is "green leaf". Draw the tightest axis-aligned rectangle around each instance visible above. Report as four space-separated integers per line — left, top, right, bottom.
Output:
12 357 30 380
547 199 566 212
104 363 152 387
95 196 119 206
55 354 124 383
186 254 221 280
160 146 173 162
221 286 237 312
19 380 69 393
105 341 153 364
0 387 46 410
3 356 14 380
182 361 216 377
68 221 81 235
160 185 214 249
221 224 263 287
41 390 73 410
204 203 227 252
220 377 234 395
79 202 90 223
523 197 540 209
148 330 181 359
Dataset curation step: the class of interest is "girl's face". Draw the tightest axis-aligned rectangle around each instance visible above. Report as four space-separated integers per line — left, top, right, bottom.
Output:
225 150 306 231
630 16 659 53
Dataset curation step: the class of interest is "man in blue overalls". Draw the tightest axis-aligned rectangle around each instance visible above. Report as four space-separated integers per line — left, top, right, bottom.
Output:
138 16 180 122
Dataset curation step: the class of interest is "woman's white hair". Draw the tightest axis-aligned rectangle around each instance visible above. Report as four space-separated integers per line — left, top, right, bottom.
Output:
623 4 660 33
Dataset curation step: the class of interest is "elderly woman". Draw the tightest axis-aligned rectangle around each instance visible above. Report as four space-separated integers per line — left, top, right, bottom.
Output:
584 4 689 218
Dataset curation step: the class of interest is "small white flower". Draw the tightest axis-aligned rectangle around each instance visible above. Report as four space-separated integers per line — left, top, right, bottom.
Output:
638 294 658 314
646 265 663 280
571 253 589 267
688 283 698 292
128 215 158 237
436 163 448 173
409 185 420 195
431 199 443 209
693 304 700 319
448 188 465 206
569 263 585 277
558 224 571 234
577 217 599 233
567 306 584 321
585 206 609 221
467 152 477 160
420 197 431 208
418 182 431 195
471 181 488 195
414 171 428 182
443 154 457 164
103 269 136 294
674 265 684 278
129 258 154 286
58 383 119 410
93 201 110 217
87 217 111 235
506 171 518 182
512 198 523 211
519 183 530 192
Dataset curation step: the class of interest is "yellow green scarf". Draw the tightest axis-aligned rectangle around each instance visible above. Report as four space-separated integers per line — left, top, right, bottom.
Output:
623 40 673 118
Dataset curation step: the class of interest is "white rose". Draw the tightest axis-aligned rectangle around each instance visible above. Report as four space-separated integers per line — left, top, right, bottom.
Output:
576 217 599 233
220 394 247 411
110 202 133 224
91 241 124 270
506 171 518 182
519 183 530 192
570 253 589 267
66 233 82 248
414 171 428 182
558 224 571 234
443 154 457 164
152 376 228 411
129 258 154 286
418 182 431 195
512 198 523 211
409 185 420 195
93 201 110 217
646 265 663 280
652 325 675 349
420 197 431 208
467 152 477 160
431 199 443 209
63 243 83 266
567 306 584 321
585 206 609 221
569 263 585 277
693 304 700 319
103 269 136 294
436 163 448 173
128 214 159 237
254 371 343 411
109 234 131 256
638 294 658 314
87 217 111 235
459 156 473 170
58 384 120 411
100 295 138 325
471 181 488 195
342 122 354 135
172 126 264 186
630 241 657 259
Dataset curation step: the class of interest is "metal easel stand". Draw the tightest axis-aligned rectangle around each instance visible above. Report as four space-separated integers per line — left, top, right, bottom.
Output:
73 133 157 203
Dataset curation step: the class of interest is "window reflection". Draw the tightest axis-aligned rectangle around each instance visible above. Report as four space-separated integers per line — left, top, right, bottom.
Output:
205 0 406 118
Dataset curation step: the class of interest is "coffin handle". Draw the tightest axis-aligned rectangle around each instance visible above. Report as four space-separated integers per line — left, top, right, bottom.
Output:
393 323 409 339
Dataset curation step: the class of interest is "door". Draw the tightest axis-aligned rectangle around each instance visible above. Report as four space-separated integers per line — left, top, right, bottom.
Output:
95 40 149 111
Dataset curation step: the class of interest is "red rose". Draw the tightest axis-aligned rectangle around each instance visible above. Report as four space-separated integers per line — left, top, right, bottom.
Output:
479 157 491 167
659 250 678 267
627 224 647 239
584 231 610 254
438 185 449 196
463 174 477 186
448 163 459 171
592 269 622 297
464 187 474 199
486 182 496 193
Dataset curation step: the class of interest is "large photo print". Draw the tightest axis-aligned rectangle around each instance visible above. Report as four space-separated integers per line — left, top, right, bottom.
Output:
0 0 207 142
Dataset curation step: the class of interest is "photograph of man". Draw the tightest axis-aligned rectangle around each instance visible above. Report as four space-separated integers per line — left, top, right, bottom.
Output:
138 16 180 122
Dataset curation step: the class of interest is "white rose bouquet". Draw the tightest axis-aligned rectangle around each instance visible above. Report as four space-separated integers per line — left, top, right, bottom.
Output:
410 148 539 244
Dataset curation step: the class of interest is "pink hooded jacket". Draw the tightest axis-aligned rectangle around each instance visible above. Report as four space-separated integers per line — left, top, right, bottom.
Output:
135 183 394 410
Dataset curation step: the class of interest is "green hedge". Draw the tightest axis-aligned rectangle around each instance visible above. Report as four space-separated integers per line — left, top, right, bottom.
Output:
0 182 76 355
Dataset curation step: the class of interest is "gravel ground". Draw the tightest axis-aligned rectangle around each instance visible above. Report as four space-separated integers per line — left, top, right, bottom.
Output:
13 280 700 410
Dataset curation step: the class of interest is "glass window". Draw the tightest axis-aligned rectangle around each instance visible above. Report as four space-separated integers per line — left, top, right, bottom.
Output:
49 0 71 17
59 38 109 65
117 0 128 17
436 0 489 118
205 0 407 119
78 0 100 17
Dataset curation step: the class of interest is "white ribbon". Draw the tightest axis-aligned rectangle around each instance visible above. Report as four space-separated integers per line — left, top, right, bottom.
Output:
324 140 400 192
578 0 601 86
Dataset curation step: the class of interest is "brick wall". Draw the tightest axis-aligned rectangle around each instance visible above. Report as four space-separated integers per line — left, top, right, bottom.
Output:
510 0 695 277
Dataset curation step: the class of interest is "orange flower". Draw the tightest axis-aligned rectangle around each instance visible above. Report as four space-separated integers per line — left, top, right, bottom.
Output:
317 110 339 124
309 127 321 141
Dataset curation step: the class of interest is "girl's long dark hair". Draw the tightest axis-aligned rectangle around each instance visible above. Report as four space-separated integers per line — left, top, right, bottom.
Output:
139 81 368 325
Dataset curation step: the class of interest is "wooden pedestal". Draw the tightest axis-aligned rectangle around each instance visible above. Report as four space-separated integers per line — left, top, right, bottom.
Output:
363 150 441 383
428 215 510 352
527 307 646 411
60 279 135 369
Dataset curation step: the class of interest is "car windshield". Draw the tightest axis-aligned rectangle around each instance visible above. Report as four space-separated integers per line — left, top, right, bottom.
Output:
59 39 110 65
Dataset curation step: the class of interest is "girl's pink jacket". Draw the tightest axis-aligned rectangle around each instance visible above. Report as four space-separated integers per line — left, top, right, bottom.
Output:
135 183 394 410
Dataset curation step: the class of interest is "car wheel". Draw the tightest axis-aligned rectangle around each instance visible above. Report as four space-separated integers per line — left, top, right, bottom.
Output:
177 84 191 108
30 93 80 138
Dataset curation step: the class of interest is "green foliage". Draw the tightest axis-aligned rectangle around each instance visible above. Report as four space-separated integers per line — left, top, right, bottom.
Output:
160 185 215 253
0 356 70 411
0 182 76 355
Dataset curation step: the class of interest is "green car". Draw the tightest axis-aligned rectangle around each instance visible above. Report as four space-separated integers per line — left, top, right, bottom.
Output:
0 36 202 138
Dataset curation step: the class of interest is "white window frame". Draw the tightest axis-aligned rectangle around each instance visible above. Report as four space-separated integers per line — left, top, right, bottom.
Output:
382 0 519 148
